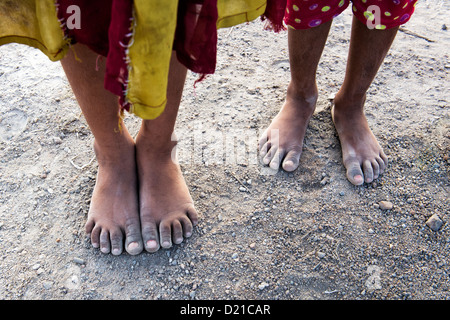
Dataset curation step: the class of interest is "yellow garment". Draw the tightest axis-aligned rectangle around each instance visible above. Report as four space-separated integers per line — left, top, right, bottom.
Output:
0 0 68 61
217 0 266 29
129 0 267 119
0 0 267 119
127 0 179 119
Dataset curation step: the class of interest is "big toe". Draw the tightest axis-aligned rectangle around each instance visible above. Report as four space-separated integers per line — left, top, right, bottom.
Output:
282 147 302 172
345 161 365 186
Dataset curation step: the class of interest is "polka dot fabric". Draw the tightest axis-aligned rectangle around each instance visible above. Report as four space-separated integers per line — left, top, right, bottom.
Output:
284 0 418 30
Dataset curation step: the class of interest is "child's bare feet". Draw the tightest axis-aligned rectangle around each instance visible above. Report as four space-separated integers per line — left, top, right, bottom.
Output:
85 137 143 255
136 132 198 253
332 93 388 185
259 85 317 172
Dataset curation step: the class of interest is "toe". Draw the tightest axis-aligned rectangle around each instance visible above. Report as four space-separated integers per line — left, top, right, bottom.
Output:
363 159 374 183
376 156 385 173
258 133 268 151
259 142 270 163
187 205 199 227
172 220 184 244
99 229 111 254
90 225 101 249
380 150 388 167
124 220 143 255
179 215 194 238
345 161 364 186
159 220 172 249
110 228 124 255
371 159 380 179
282 147 302 172
262 145 277 165
85 218 95 235
142 221 160 253
269 148 285 170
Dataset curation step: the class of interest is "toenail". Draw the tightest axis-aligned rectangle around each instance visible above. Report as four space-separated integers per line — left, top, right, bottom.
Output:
146 240 158 249
162 241 171 247
128 242 139 250
186 232 192 237
284 160 293 166
112 248 121 255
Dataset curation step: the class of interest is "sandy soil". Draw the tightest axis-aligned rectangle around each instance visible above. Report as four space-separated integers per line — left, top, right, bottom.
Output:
0 2 449 301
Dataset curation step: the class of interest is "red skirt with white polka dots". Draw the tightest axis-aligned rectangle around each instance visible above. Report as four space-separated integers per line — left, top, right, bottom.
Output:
284 0 418 30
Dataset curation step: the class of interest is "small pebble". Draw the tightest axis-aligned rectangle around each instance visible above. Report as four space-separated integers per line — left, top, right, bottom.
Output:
239 186 247 192
52 137 62 144
73 257 85 265
258 282 269 290
317 251 326 259
426 214 443 232
379 201 393 210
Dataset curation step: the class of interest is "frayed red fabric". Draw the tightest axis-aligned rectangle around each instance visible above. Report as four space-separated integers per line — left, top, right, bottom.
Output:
262 0 287 32
104 0 134 112
57 0 112 57
175 0 218 76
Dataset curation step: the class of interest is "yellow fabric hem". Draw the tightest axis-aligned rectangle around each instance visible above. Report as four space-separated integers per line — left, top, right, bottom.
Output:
131 101 167 120
0 36 68 61
0 0 68 61
217 2 267 29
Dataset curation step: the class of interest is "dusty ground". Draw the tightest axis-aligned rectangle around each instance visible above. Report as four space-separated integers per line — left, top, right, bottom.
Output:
0 2 449 301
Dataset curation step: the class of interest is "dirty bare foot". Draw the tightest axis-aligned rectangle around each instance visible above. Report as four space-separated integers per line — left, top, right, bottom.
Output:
85 137 143 256
259 85 317 172
332 93 388 185
136 132 198 252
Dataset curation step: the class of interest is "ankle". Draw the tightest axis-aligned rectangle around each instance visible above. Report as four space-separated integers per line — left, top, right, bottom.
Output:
136 130 177 157
93 137 135 164
335 88 366 105
333 90 367 116
287 82 318 102
286 84 318 114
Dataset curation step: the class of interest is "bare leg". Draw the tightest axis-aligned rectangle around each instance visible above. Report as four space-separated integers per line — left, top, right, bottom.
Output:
333 16 398 185
61 44 143 255
259 21 332 171
136 52 198 252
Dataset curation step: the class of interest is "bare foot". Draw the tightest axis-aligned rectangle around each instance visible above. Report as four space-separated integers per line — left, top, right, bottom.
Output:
259 86 317 171
85 138 143 255
136 133 198 252
332 93 388 185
